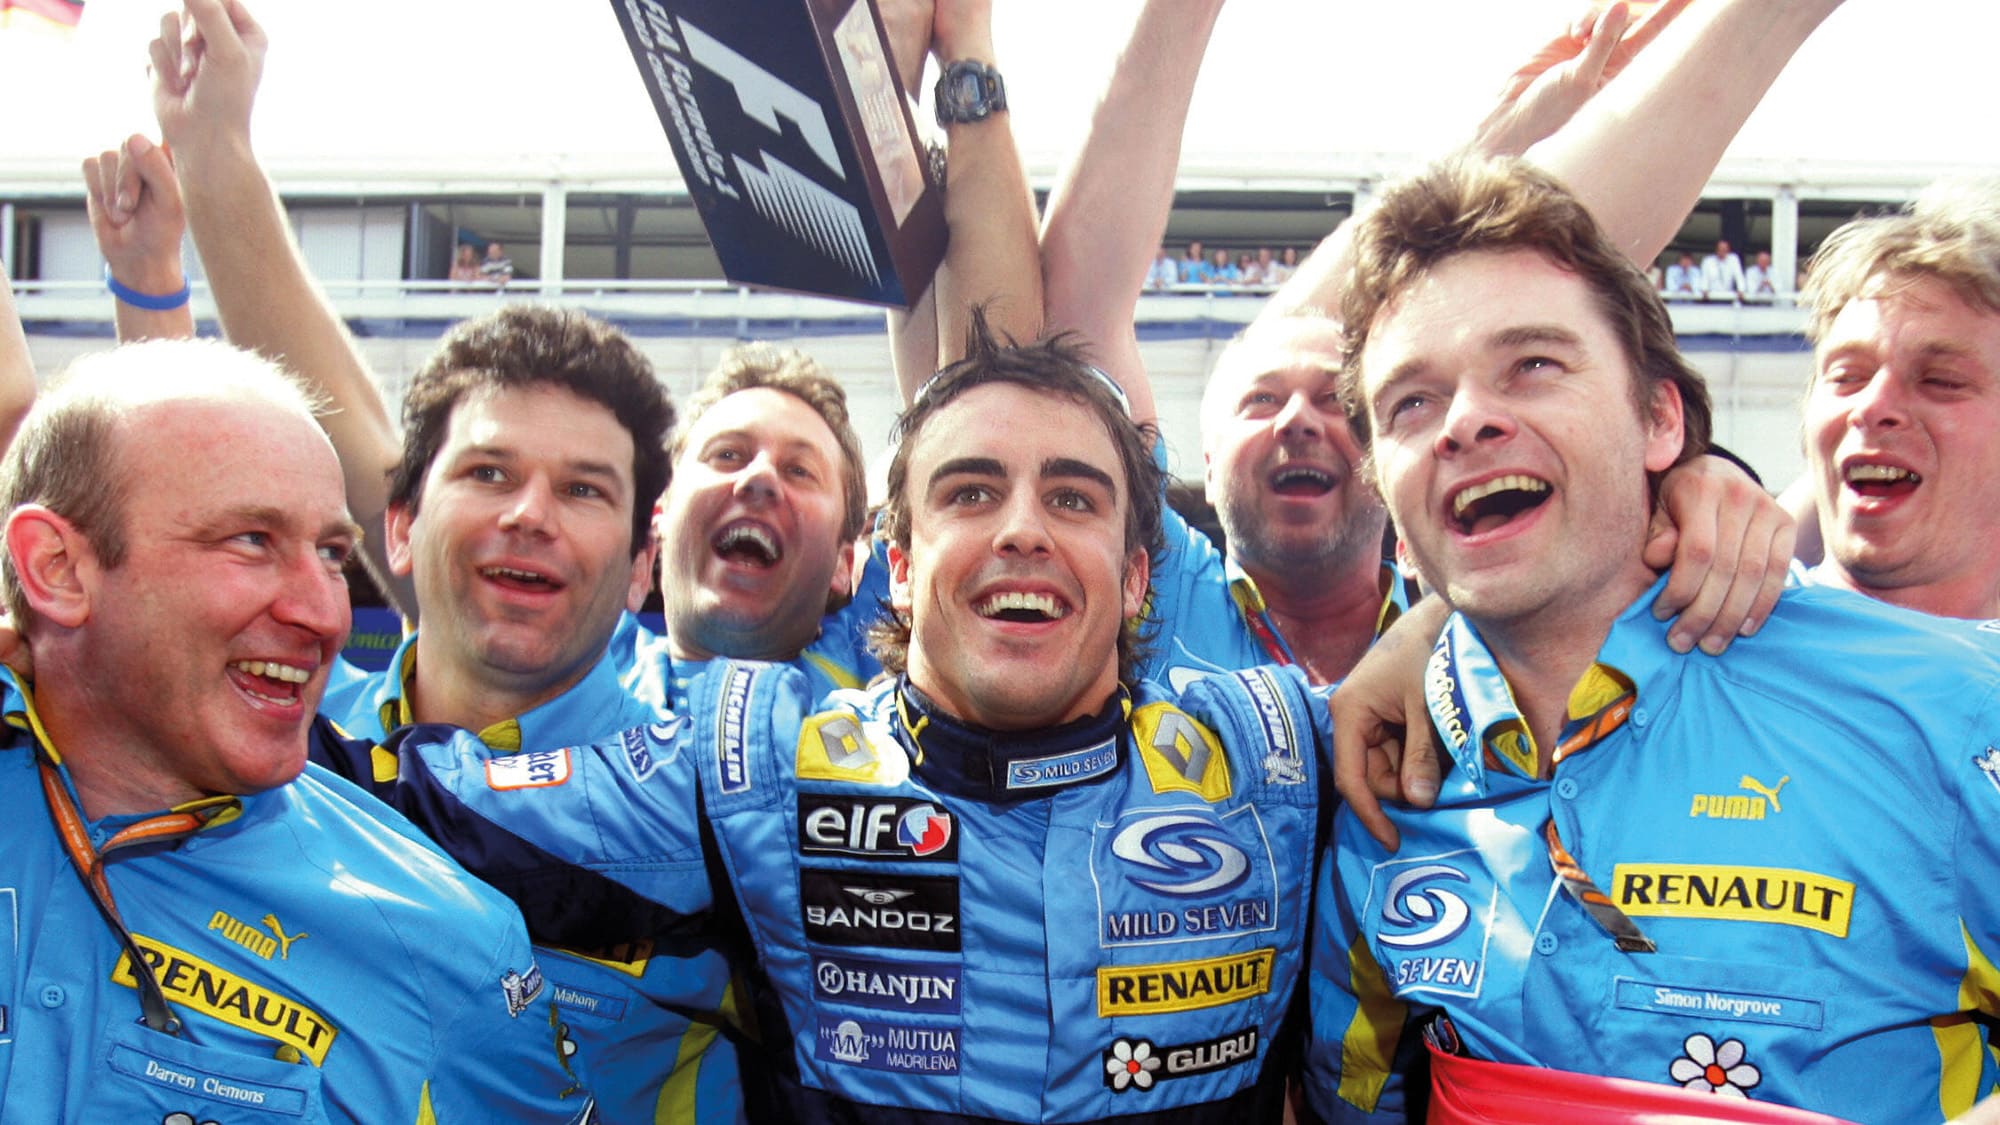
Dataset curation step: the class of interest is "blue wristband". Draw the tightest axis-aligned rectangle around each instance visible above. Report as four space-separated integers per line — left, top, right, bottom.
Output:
104 266 191 311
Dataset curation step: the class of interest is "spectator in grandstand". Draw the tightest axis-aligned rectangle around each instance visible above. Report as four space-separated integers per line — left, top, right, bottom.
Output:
1268 245 1299 285
480 240 515 287
1663 250 1702 299
1146 244 1179 290
449 242 482 287
1308 154 2000 1125
1209 246 1241 285
1251 246 1277 286
1041 0 1821 693
0 339 593 1121
1178 238 1213 284
1744 248 1778 299
1701 236 1747 301
1796 177 2000 620
1235 250 1264 287
83 133 194 344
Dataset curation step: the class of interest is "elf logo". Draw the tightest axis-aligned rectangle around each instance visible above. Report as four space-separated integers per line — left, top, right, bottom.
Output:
800 796 956 861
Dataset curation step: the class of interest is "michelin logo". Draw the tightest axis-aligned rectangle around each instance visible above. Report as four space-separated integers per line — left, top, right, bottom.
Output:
1231 668 1303 786
717 667 753 794
500 963 546 1018
1976 746 2000 799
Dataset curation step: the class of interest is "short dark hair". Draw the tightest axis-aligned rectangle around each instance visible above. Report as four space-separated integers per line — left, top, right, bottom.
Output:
1337 157 1712 470
388 306 674 554
870 311 1164 685
672 344 869 544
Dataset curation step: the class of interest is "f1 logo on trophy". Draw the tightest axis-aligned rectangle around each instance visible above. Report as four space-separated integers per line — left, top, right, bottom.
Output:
609 0 946 306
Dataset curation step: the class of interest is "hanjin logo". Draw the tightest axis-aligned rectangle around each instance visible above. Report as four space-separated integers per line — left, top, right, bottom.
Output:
801 870 960 951
800 796 957 861
813 953 960 1014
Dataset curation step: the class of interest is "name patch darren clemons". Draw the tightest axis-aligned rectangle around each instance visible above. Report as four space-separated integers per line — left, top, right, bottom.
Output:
114 935 337 1065
801 870 960 951
1097 948 1274 1017
1611 864 1854 938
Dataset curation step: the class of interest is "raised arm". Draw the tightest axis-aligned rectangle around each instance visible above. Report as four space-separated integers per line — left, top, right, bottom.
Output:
1525 0 1844 267
1039 0 1227 428
0 274 34 453
84 135 196 345
1267 1 1676 320
152 0 409 612
926 0 1041 383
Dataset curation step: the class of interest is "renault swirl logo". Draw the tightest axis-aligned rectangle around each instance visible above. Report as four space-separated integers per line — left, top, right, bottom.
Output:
1378 864 1472 949
1110 813 1249 897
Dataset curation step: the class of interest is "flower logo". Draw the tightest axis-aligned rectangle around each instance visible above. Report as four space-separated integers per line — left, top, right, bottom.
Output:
1104 1038 1162 1091
1669 1034 1762 1097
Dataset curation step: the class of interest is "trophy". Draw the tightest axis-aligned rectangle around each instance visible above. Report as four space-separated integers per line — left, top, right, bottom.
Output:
609 0 947 307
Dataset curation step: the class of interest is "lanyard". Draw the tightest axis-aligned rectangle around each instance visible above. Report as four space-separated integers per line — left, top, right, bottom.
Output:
1535 673 1657 953
22 698 228 1035
1234 561 1415 669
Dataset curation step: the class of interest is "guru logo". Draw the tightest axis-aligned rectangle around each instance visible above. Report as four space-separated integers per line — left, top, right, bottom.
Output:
1103 1028 1257 1092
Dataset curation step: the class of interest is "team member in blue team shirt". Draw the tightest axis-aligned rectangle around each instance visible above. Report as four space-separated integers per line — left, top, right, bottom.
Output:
0 341 591 1122
1306 158 2000 1124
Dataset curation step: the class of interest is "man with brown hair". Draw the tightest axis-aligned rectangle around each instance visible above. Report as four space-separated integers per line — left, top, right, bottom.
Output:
1306 157 2000 1124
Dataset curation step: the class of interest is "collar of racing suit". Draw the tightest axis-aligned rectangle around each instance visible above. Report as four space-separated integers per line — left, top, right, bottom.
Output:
892 676 1131 802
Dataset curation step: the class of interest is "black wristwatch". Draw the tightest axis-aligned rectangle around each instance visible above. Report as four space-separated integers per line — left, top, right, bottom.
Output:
934 60 1007 127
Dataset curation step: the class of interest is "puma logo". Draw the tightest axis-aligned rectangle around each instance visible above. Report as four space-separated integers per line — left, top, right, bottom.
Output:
1738 774 1790 814
262 914 308 960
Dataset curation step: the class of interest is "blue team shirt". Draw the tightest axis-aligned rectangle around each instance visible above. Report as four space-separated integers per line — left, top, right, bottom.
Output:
0 681 591 1123
1138 443 1415 690
1307 579 2000 1122
316 627 735 1125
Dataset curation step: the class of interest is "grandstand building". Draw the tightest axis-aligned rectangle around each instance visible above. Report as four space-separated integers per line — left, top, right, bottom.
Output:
0 154 1967 489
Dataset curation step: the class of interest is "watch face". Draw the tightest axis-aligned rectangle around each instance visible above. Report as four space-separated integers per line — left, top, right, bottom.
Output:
948 71 981 109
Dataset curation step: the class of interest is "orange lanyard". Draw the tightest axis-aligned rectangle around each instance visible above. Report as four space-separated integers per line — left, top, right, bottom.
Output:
23 692 229 1036
1536 686 1656 953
